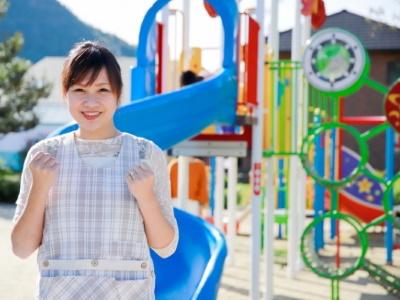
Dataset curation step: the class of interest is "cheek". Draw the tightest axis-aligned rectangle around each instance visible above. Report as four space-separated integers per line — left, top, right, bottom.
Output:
66 99 82 117
105 98 118 112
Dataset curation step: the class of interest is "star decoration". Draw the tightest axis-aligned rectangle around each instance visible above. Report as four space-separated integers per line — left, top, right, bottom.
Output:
366 195 374 202
357 178 373 193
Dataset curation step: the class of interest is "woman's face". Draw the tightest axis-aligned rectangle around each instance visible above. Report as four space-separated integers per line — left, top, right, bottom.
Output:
66 67 119 139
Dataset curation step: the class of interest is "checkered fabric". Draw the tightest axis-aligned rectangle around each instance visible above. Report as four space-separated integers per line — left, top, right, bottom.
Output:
14 132 179 300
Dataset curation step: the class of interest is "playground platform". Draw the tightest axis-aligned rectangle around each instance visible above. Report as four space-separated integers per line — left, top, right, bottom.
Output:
0 203 398 300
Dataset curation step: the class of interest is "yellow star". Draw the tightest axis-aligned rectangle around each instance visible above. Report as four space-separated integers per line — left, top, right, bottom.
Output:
357 178 373 193
366 195 374 202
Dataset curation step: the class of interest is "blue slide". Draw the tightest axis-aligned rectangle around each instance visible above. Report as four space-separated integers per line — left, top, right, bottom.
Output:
49 0 238 298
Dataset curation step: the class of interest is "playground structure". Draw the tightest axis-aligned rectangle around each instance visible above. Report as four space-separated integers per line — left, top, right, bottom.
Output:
46 0 400 299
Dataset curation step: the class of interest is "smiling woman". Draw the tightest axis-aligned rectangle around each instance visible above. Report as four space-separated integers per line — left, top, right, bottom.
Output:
11 41 179 300
61 42 122 139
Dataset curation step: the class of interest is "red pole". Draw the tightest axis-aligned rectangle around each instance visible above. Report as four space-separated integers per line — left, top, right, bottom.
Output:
336 97 345 268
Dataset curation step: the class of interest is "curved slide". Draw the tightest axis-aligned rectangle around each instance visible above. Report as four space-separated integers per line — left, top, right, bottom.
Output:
48 0 239 299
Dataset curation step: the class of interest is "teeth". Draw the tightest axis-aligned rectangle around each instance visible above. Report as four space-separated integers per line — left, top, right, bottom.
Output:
83 112 100 116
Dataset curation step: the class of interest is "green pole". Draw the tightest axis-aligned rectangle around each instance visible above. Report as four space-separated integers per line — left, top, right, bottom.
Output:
364 77 389 95
331 279 340 300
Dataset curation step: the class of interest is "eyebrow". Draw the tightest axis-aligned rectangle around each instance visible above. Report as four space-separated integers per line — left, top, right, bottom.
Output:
74 82 111 87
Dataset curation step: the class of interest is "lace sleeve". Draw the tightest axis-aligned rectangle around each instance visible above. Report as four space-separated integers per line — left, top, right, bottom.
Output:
148 142 179 258
12 137 60 223
12 143 43 223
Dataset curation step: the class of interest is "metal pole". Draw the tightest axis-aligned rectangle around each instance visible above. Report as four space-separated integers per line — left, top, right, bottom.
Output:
262 0 278 298
177 156 189 210
227 157 238 266
250 0 265 299
214 157 225 231
182 0 190 70
287 0 302 279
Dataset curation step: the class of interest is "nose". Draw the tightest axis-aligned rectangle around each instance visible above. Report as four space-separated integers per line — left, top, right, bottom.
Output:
82 96 100 107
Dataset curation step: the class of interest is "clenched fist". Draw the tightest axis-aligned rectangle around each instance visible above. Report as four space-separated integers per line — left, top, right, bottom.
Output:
126 161 155 203
29 151 59 194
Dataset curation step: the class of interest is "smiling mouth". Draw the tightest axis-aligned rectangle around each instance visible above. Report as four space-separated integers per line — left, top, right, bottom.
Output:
82 112 102 120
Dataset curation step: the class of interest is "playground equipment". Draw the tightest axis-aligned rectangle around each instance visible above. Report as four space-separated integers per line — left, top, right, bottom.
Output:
298 28 400 299
44 1 399 299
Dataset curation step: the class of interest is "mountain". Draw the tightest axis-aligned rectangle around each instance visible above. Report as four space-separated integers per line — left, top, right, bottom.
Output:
0 0 136 62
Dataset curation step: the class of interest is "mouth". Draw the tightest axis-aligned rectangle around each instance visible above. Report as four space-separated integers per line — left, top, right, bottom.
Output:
81 111 102 120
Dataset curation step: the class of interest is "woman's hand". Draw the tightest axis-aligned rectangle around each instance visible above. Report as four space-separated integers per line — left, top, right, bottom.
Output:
126 162 155 202
29 151 59 194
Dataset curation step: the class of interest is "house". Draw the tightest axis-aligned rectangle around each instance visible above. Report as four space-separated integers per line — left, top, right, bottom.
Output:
276 10 400 171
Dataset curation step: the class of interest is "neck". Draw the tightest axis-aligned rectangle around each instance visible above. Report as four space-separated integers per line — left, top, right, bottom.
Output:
75 128 120 140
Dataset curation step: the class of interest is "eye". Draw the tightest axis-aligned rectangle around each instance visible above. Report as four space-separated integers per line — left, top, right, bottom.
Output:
99 88 111 93
72 88 85 93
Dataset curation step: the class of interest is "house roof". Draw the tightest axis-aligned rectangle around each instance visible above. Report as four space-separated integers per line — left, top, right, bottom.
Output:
275 10 400 52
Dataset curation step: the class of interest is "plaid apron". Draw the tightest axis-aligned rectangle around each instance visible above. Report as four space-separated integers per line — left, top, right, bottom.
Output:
36 132 157 300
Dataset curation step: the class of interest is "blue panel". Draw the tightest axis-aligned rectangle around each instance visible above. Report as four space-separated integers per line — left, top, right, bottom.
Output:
0 151 23 172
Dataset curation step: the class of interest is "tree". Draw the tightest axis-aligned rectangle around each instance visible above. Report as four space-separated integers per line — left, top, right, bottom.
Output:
0 0 51 136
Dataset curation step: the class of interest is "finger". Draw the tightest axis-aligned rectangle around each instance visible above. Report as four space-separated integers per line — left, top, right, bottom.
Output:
133 167 148 181
32 151 45 161
46 160 59 169
137 166 152 179
126 173 133 182
140 161 152 171
128 169 139 181
39 155 54 166
132 167 144 180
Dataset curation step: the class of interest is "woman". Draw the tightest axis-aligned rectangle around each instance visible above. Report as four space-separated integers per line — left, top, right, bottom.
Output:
11 41 178 299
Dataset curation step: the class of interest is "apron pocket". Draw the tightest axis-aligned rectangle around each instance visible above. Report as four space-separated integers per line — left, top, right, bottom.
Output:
114 277 152 300
38 275 152 300
38 275 116 300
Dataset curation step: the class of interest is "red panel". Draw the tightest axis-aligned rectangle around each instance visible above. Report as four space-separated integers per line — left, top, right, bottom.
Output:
340 116 386 126
203 1 218 18
301 0 314 16
156 23 163 94
191 125 252 145
244 16 259 105
311 0 326 30
339 194 384 223
385 81 400 133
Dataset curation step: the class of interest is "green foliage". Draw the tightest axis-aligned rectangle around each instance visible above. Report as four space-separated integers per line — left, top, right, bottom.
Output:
0 0 7 17
0 161 20 203
223 181 251 209
0 0 51 134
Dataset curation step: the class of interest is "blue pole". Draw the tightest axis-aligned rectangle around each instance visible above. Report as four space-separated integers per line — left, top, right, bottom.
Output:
277 159 285 239
210 157 216 216
385 127 395 264
314 115 325 251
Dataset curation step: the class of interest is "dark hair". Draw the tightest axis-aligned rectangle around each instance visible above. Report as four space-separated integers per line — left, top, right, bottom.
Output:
180 70 204 87
61 41 123 103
